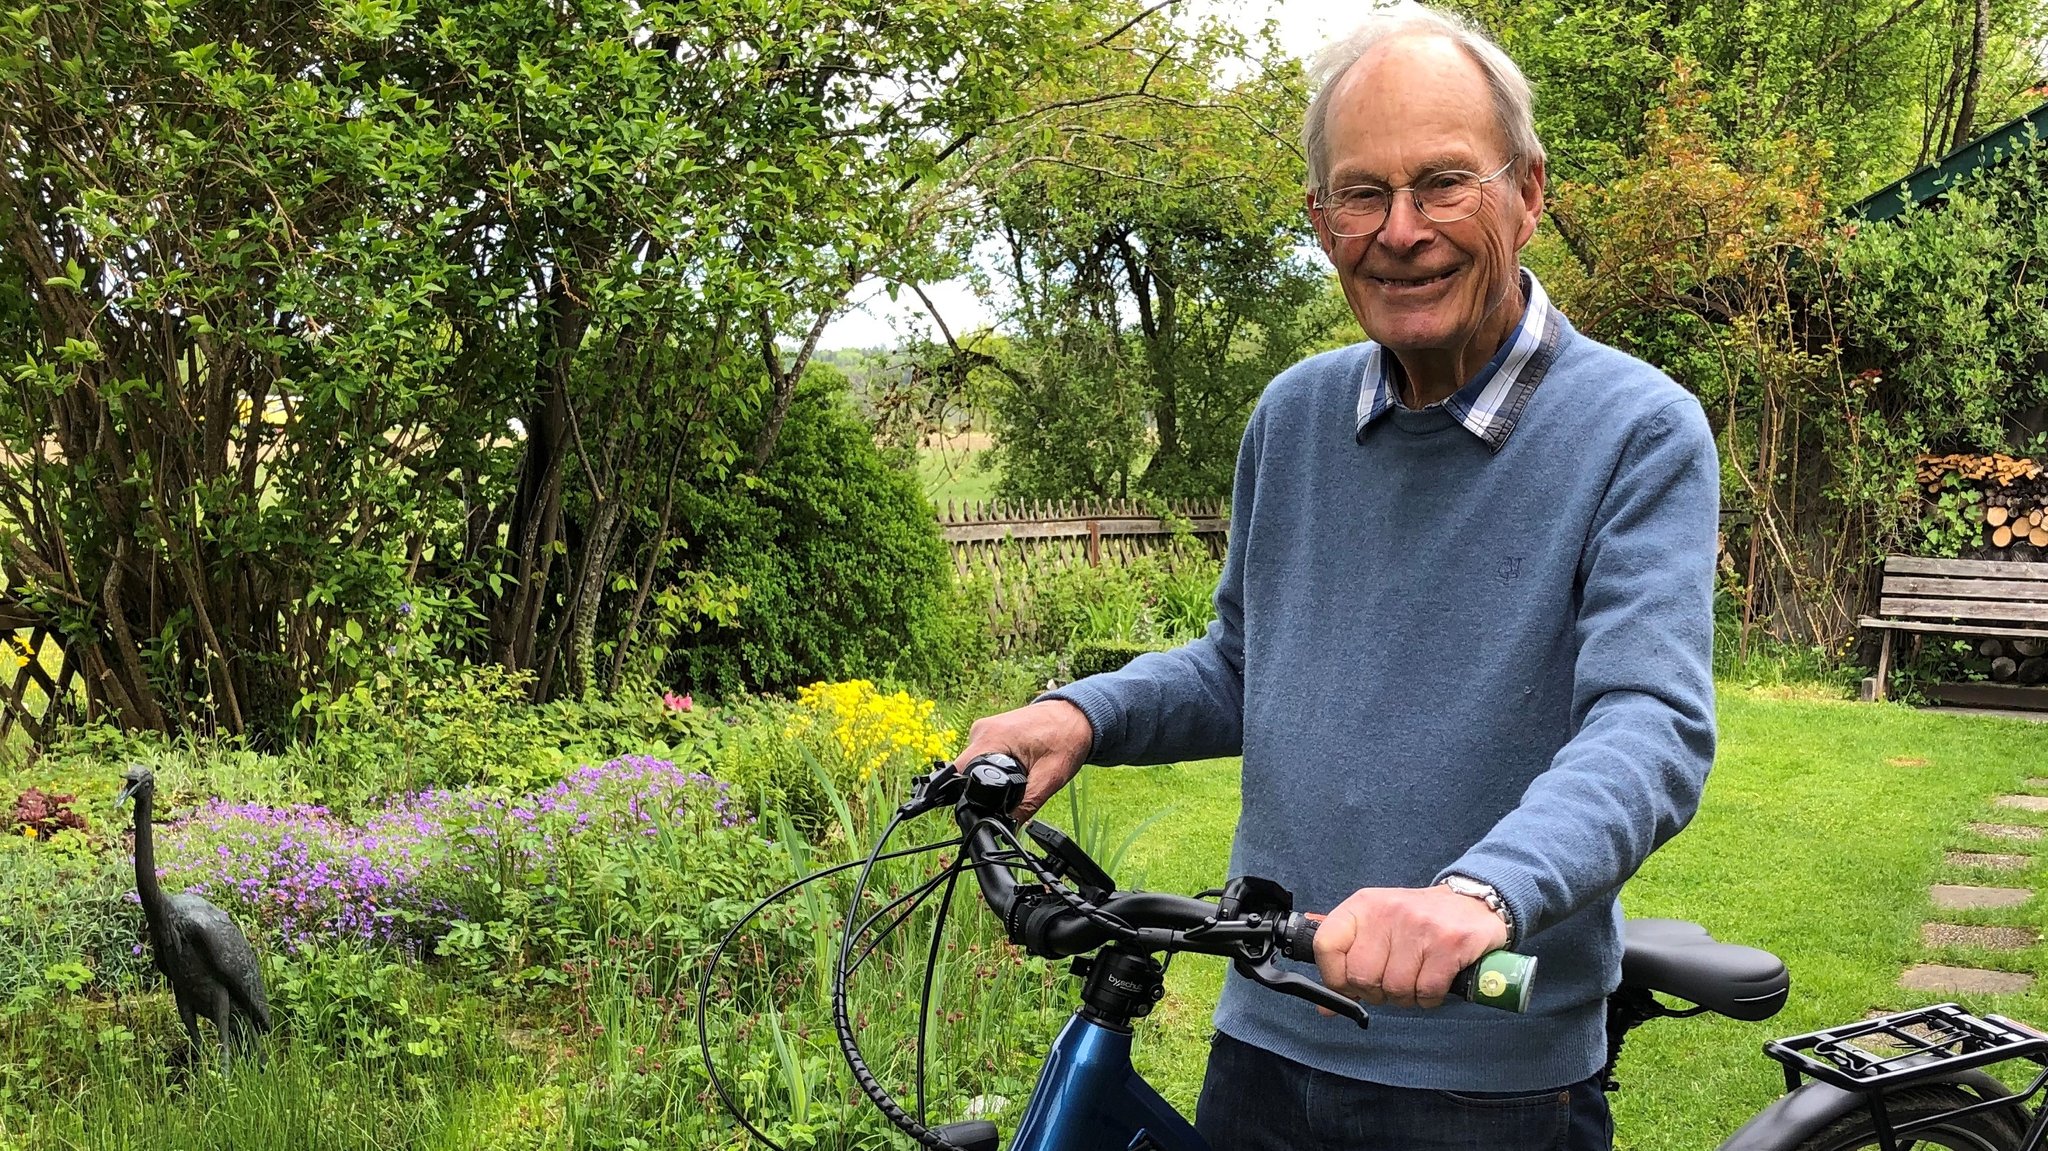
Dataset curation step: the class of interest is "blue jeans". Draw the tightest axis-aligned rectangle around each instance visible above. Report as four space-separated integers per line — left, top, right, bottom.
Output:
1193 1032 1613 1151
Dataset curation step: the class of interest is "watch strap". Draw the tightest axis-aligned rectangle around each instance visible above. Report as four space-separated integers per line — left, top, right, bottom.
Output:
1443 874 1516 945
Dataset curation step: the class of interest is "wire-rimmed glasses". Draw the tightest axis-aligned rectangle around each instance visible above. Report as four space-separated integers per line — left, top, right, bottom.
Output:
1313 157 1519 238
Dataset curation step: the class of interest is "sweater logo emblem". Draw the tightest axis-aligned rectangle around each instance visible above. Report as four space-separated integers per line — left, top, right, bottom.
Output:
1496 556 1523 586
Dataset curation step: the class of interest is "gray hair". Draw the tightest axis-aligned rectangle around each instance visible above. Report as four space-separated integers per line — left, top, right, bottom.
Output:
1301 5 1545 193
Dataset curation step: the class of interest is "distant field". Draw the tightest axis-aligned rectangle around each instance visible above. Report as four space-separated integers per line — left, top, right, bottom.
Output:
918 433 1001 507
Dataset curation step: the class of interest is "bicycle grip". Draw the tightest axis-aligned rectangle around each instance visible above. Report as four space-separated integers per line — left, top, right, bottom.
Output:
1282 912 1537 1013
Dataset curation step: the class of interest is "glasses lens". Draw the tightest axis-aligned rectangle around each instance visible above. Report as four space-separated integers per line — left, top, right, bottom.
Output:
1325 190 1388 237
1417 174 1483 223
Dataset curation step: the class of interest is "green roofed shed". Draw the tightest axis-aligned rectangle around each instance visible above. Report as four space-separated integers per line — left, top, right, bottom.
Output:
1850 101 2048 223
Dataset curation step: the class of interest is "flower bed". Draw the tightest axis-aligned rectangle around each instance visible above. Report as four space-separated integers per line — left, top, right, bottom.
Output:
149 756 750 953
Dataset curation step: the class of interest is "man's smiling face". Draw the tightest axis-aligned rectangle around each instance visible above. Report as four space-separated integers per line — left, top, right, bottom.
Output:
1309 34 1544 377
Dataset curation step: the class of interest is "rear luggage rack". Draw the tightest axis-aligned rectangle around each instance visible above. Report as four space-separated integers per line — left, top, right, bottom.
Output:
1767 1003 2048 1091
1765 1004 2048 1151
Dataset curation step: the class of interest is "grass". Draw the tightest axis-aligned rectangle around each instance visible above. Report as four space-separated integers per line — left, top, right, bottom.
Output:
1076 686 2048 1150
15 685 2048 1148
918 442 1001 508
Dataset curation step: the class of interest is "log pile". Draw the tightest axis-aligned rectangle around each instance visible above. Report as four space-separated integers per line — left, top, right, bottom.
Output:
1969 637 2048 684
1915 454 2048 684
1918 453 2046 488
1918 454 2048 560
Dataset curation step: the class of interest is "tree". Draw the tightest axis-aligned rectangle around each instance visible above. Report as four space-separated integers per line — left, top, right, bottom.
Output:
0 0 1152 734
945 12 1339 502
1455 0 2048 198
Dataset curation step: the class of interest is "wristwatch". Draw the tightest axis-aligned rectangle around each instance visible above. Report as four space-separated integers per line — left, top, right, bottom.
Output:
1442 874 1516 944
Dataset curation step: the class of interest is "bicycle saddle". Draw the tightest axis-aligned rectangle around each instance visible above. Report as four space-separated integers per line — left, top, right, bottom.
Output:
1621 918 1789 1021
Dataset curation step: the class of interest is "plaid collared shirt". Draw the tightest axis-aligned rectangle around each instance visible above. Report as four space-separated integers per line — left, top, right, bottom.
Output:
1354 269 1563 454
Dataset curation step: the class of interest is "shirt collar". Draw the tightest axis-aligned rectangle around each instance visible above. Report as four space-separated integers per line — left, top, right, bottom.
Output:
1354 268 1559 453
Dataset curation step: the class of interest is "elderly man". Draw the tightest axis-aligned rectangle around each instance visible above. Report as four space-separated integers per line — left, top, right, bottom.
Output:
953 6 1717 1149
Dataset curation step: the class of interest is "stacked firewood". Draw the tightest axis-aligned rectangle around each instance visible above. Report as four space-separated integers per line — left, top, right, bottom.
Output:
1913 454 2048 685
1918 453 2045 488
1917 453 2048 559
1971 637 2048 684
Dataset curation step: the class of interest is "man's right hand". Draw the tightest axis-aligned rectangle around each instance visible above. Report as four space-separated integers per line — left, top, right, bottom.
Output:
952 699 1094 822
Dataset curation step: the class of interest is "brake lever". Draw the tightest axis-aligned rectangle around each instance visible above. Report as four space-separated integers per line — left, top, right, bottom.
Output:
1232 953 1370 1029
900 760 969 818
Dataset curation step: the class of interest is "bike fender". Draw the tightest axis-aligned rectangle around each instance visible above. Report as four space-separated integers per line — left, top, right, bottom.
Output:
1716 1070 2016 1151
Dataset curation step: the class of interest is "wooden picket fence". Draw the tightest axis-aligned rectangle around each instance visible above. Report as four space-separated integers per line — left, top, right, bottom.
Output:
938 498 1228 650
0 595 86 747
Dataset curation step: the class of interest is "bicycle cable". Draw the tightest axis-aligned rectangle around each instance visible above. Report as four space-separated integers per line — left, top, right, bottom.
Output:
982 816 1140 943
916 859 965 1127
831 809 974 1150
698 834 965 1151
844 855 979 979
835 811 1161 1151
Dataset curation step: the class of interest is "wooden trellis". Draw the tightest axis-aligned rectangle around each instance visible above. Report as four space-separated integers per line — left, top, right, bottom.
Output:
0 596 85 746
938 499 1229 650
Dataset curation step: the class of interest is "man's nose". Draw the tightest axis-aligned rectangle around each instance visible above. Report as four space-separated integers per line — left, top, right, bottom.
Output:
1374 191 1435 251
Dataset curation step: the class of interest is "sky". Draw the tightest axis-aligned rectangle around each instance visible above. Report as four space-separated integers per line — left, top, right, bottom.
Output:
816 0 1365 351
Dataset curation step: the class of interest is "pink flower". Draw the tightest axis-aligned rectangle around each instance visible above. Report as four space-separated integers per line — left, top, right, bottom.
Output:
662 691 693 712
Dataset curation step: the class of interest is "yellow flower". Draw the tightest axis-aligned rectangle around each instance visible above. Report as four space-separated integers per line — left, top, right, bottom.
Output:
789 680 957 783
22 827 37 840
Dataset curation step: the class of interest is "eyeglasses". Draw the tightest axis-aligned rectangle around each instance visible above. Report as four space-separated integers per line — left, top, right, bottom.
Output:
1313 158 1519 238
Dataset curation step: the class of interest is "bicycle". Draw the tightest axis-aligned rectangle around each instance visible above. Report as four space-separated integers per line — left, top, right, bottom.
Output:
702 753 2048 1151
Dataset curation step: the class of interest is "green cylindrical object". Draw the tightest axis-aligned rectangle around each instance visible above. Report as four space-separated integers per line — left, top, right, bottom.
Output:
1461 950 1537 1012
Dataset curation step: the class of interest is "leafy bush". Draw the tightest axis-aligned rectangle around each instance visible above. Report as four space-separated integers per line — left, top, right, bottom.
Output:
1014 545 1221 655
669 371 977 697
1068 641 1171 680
302 665 565 799
264 944 492 1068
0 833 147 1011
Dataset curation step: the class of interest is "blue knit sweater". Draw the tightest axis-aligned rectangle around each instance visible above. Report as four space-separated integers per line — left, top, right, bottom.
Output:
1046 315 1719 1092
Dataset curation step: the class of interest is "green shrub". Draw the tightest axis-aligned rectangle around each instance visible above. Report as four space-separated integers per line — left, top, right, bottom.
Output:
668 369 977 697
1068 641 1171 680
303 665 561 798
1016 545 1221 655
265 945 491 1069
0 834 148 1011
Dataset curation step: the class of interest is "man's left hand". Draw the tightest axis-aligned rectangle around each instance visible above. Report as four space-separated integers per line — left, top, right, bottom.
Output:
1310 884 1511 1010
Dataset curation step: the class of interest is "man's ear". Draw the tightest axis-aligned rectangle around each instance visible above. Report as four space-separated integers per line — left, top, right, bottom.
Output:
1306 191 1336 260
1513 156 1546 251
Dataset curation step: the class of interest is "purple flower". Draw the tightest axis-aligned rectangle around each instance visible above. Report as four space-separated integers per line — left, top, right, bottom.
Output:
141 755 753 953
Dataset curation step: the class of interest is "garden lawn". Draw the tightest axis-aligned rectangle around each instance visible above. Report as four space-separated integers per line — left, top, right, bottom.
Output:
1080 685 2048 1151
917 443 1000 507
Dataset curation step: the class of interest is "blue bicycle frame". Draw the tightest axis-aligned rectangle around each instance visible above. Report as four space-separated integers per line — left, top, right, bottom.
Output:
1005 1012 1206 1151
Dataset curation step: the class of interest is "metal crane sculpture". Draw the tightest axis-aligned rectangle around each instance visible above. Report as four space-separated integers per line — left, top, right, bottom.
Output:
115 765 272 1063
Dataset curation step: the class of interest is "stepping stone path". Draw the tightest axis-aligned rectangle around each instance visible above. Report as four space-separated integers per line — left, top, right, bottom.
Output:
1900 965 2035 995
1944 851 2030 870
1969 822 2043 841
1931 884 2032 909
1903 791 2047 995
1920 923 2038 950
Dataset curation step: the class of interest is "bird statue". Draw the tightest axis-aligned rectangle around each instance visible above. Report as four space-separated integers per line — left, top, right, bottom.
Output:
115 765 272 1063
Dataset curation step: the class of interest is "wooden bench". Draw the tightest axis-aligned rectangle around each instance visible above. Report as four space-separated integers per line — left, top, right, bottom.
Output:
1858 555 2048 701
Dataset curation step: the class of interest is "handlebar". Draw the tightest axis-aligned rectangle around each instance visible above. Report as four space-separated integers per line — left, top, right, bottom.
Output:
1279 911 1537 1013
906 755 1538 1022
